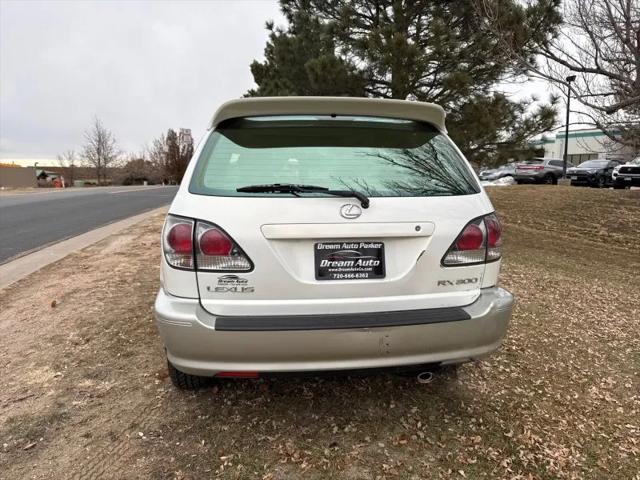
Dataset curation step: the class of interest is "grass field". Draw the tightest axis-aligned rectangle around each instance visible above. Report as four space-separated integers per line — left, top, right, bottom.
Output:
0 186 638 479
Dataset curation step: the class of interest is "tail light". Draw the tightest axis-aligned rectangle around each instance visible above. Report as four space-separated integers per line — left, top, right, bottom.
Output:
162 215 252 271
163 216 194 269
518 165 543 171
195 221 252 271
442 213 502 266
484 214 503 261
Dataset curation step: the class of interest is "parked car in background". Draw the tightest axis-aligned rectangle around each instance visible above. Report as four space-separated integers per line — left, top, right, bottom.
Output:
155 96 514 389
514 158 570 185
567 159 623 188
479 163 515 182
612 157 640 189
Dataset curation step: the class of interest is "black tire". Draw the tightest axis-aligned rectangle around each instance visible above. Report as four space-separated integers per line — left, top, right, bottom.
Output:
543 174 555 185
596 176 606 188
167 360 214 390
516 180 524 185
613 184 625 190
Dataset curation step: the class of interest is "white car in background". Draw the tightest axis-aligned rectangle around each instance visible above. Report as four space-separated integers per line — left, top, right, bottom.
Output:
612 157 640 189
154 97 514 389
479 163 516 182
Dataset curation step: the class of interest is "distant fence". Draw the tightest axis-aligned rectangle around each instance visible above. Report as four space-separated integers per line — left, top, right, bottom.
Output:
0 166 37 188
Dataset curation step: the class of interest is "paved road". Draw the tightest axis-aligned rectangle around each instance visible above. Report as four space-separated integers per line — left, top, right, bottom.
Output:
0 186 178 263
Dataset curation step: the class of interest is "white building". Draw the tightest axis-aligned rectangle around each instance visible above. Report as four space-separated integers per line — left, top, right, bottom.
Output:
531 128 631 164
178 128 193 148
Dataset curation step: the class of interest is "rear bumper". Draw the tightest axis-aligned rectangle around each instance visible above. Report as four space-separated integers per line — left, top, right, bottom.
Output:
154 287 514 376
613 175 640 186
514 172 544 182
569 175 595 185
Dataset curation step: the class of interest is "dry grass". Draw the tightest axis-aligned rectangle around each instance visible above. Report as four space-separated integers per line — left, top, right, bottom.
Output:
0 186 638 479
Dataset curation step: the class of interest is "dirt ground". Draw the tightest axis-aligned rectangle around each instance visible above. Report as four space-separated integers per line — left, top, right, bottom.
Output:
1 186 638 480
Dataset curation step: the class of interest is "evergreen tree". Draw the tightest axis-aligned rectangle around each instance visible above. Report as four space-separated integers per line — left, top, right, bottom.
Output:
248 0 561 166
247 12 365 96
165 129 181 183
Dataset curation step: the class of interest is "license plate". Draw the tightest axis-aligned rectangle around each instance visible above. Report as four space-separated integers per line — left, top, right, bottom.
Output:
571 176 578 180
315 241 385 280
625 177 632 181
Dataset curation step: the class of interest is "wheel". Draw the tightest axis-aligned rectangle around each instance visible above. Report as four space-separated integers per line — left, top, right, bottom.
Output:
542 174 555 185
596 176 606 188
167 359 214 390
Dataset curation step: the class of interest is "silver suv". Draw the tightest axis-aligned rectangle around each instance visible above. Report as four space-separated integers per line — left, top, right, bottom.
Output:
514 158 572 185
154 97 514 389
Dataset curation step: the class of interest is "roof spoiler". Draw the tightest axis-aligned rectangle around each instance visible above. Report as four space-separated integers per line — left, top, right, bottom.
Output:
209 97 447 132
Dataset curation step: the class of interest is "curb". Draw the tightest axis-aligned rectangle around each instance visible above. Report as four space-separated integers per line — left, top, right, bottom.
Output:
0 206 168 291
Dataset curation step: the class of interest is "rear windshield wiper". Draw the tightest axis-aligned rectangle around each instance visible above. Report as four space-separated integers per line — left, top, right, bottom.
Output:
236 183 370 209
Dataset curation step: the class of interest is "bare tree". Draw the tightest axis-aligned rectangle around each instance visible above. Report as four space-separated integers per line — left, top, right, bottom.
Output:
146 133 167 180
476 0 640 156
144 129 193 184
56 149 77 186
81 117 120 185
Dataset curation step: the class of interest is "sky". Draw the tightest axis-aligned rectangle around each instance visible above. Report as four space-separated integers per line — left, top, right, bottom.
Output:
1 0 559 167
0 0 284 166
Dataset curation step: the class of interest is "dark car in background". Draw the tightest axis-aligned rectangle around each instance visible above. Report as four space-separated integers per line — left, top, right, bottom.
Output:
514 158 569 185
567 159 623 188
612 157 640 189
479 163 516 182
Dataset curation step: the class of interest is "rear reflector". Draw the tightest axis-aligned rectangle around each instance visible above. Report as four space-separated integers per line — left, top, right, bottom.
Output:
163 216 194 269
215 371 259 378
442 213 502 266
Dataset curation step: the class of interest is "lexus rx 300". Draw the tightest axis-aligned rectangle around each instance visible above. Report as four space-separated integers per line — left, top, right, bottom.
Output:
154 97 514 389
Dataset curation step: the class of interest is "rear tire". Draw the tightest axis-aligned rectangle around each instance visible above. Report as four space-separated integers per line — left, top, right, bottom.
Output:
543 174 555 185
168 360 214 390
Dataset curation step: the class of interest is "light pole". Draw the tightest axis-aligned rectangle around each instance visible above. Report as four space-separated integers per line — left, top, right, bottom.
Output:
562 75 576 178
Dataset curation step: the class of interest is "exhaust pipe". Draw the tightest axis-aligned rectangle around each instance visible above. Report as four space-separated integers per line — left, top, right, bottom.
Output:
416 371 434 384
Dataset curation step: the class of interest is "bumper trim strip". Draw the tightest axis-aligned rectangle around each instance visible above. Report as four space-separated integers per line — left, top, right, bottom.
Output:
214 306 470 331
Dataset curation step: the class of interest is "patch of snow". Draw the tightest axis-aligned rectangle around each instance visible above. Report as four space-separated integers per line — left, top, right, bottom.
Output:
481 176 516 187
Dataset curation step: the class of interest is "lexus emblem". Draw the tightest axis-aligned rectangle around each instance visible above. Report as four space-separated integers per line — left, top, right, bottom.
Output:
340 204 362 219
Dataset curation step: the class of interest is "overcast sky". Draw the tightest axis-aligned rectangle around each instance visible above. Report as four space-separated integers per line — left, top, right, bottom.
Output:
1 0 558 166
0 0 284 165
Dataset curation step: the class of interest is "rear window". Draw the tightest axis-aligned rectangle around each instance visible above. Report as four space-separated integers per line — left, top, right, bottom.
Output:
578 160 608 168
189 116 479 197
